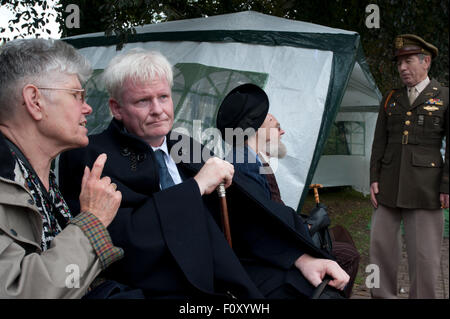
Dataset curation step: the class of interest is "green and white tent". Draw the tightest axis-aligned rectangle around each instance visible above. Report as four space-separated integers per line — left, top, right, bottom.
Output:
63 10 381 211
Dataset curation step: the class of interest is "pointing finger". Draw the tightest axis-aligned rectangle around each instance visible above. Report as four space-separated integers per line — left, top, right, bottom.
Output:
90 153 107 180
81 166 90 190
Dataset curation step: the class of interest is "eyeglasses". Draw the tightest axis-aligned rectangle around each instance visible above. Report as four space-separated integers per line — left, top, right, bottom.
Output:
37 87 86 104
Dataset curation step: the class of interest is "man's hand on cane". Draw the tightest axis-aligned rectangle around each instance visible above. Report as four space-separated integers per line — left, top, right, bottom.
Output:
194 157 234 195
295 254 350 291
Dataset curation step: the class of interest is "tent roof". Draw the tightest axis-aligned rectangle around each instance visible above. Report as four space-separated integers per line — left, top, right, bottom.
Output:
341 62 381 110
64 11 380 110
65 11 356 42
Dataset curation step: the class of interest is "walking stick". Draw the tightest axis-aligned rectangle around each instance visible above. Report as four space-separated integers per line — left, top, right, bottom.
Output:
307 184 344 298
217 182 232 247
309 184 323 205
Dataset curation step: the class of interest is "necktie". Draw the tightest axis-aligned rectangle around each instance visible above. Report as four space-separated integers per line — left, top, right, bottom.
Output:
262 162 284 204
154 149 175 190
408 87 418 105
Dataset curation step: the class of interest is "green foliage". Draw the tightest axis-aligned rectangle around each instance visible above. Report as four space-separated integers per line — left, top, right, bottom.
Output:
0 0 56 42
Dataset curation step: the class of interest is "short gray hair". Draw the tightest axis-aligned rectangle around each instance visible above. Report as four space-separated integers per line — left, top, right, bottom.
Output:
102 48 173 101
0 38 92 119
418 53 432 71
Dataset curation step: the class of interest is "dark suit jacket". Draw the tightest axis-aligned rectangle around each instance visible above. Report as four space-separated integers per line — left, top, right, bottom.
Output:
370 79 448 209
59 119 330 299
226 145 271 199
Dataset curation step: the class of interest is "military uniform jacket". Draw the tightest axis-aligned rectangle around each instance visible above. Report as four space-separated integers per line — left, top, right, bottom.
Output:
370 79 449 209
58 119 330 299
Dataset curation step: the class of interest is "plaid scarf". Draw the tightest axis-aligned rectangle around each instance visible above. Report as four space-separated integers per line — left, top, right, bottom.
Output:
15 156 72 251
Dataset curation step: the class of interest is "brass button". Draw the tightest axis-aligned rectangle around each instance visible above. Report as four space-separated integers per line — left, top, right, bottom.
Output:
406 111 412 116
405 120 411 125
431 163 436 167
403 130 409 135
388 112 392 116
429 112 433 116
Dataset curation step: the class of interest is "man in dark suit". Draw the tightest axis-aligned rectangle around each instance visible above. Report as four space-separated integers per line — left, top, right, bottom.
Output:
216 84 359 298
369 34 448 298
59 48 349 299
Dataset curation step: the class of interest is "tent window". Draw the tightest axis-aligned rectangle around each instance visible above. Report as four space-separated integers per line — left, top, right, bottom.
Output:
322 121 365 156
171 63 268 133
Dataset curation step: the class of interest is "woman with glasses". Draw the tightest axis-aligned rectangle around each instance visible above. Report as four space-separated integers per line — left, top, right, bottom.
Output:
0 38 123 298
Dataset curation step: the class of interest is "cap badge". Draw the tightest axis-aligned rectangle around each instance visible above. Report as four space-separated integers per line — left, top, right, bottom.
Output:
395 37 403 49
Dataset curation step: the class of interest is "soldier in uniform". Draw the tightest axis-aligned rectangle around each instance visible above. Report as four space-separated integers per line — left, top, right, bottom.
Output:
369 34 448 298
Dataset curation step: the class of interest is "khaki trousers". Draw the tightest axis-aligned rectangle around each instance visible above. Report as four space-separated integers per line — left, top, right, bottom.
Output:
369 204 444 299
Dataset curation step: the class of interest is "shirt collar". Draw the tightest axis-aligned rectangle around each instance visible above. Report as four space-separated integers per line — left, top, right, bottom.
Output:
258 151 270 164
410 76 430 94
246 145 264 166
151 136 169 156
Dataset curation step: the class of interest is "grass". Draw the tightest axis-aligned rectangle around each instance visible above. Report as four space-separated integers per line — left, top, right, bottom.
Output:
301 186 373 287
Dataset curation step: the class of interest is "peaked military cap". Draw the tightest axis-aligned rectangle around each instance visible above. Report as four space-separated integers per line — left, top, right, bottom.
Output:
394 34 438 60
216 83 269 142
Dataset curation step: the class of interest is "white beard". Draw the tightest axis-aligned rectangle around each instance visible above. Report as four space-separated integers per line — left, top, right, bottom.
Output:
265 140 287 159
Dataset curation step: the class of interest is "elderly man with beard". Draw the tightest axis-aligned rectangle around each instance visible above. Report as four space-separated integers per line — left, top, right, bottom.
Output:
223 112 287 202
217 84 360 298
216 84 286 202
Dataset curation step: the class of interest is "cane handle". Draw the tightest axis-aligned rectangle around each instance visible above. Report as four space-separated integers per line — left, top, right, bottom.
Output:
309 184 323 204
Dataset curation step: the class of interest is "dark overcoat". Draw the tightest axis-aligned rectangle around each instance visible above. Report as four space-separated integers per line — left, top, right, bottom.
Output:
59 119 330 299
227 145 271 199
370 79 449 209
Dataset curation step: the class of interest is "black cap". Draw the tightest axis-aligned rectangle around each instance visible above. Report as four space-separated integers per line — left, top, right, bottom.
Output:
216 83 269 142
